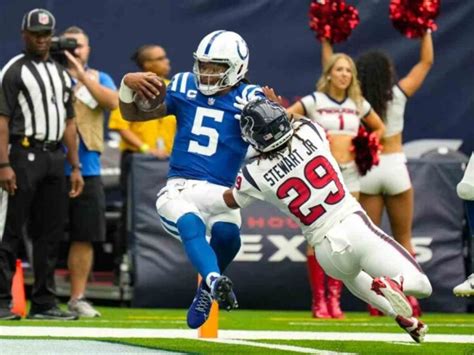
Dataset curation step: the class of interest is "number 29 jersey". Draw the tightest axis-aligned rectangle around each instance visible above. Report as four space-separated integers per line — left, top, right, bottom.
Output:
233 119 362 245
164 72 264 187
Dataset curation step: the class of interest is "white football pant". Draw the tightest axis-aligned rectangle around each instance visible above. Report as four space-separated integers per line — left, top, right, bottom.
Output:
156 178 241 239
314 210 432 317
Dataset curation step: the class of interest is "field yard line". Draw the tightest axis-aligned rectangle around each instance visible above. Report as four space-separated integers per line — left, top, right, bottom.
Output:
289 322 474 328
201 338 353 354
0 327 473 344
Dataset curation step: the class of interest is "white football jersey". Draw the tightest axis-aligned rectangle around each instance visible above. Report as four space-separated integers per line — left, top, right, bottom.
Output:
300 92 371 137
233 118 362 246
384 85 408 138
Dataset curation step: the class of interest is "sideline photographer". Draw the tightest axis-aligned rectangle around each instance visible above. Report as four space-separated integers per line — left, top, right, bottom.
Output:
0 8 83 320
61 26 118 318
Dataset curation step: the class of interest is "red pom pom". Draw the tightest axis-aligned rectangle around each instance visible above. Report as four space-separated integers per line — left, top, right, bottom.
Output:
389 0 440 39
308 0 360 44
352 126 381 176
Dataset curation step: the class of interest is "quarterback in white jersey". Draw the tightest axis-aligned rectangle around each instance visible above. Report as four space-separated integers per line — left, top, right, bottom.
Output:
200 99 432 343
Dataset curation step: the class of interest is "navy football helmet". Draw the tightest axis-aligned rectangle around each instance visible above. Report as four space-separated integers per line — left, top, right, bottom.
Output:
240 99 293 153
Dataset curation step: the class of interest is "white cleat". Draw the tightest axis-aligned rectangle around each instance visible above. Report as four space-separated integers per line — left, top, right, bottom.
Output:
453 274 474 297
396 315 429 343
371 276 412 317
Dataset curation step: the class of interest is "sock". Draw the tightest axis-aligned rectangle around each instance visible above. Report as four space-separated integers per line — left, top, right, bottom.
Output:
210 222 241 273
177 213 220 287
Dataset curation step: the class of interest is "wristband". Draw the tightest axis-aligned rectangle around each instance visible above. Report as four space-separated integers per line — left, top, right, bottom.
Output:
119 78 135 103
71 164 81 171
139 143 150 153
0 162 11 169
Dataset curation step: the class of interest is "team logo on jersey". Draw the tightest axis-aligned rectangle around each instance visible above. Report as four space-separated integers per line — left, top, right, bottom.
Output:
186 90 197 99
208 97 216 105
38 13 50 24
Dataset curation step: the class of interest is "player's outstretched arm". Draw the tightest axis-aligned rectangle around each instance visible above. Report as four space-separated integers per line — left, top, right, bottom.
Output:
119 72 167 121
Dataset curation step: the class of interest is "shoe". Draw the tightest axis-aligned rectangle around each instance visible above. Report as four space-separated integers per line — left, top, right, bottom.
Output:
211 275 238 311
327 277 345 319
371 276 412 317
0 308 21 320
27 306 79 320
453 274 474 297
407 295 422 317
68 298 101 318
307 255 331 318
187 283 213 329
368 304 384 316
396 315 428 343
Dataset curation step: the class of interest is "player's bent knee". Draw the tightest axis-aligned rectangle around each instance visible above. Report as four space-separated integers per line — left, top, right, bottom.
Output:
211 222 240 240
177 213 206 242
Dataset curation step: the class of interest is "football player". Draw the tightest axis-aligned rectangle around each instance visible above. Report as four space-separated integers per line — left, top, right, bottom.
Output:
199 99 432 343
118 30 264 329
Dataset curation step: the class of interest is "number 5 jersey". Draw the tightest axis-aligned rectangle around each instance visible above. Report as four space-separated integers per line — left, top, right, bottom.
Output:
233 118 362 246
164 72 264 187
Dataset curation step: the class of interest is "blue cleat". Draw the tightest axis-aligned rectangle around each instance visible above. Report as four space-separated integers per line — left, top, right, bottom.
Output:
187 283 213 329
211 275 239 311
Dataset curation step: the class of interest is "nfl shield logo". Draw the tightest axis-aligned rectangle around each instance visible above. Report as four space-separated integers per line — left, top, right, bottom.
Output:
208 97 215 105
38 13 50 25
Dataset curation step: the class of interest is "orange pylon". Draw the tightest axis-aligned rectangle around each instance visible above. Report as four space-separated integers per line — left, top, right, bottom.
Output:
197 275 219 338
11 259 26 317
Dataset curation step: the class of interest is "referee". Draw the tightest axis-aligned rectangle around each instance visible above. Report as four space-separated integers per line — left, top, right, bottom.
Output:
0 8 84 320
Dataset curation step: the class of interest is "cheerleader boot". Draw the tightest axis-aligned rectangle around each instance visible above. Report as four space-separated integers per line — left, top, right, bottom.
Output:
307 255 331 318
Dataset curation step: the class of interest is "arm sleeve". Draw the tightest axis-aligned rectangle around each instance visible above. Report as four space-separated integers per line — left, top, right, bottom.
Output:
360 98 372 118
232 168 264 208
108 108 131 130
300 93 317 120
242 84 265 101
0 68 21 118
99 71 117 90
0 86 9 116
62 70 75 119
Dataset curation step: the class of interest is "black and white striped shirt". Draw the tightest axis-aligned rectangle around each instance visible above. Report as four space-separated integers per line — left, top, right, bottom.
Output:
0 53 74 142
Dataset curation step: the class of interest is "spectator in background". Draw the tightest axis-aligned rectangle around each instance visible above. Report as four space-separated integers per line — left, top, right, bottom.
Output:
108 45 175 268
62 26 118 318
0 9 83 320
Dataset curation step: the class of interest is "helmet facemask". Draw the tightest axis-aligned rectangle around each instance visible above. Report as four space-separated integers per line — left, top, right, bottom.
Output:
193 57 232 96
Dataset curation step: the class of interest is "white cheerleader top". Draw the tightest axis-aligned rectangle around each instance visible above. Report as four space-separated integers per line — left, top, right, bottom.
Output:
383 85 408 137
300 92 372 137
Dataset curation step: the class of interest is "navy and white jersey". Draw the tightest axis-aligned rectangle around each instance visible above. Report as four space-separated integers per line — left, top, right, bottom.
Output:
233 119 361 245
165 72 263 187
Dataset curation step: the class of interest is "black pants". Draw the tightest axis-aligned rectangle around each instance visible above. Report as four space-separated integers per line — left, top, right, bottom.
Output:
0 144 66 311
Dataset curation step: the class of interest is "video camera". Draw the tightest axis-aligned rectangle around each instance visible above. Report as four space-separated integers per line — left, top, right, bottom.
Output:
49 36 78 67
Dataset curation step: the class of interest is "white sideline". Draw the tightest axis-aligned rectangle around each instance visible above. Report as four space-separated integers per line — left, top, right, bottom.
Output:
0 326 473 344
201 338 353 354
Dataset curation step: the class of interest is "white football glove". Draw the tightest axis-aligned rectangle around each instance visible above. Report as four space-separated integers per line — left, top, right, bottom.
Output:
233 95 250 120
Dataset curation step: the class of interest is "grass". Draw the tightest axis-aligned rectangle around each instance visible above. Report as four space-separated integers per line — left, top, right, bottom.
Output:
1 307 473 354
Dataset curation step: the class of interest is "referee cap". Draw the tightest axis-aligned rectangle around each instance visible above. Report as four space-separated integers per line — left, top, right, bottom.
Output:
21 9 56 32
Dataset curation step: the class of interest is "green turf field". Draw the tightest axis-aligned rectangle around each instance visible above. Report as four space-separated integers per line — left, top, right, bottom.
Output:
1 308 473 354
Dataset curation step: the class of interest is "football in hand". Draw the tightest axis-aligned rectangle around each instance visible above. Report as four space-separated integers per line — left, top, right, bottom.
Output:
133 78 166 112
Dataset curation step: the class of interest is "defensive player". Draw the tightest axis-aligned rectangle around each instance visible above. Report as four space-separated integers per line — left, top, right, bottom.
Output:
118 30 264 329
198 99 432 343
